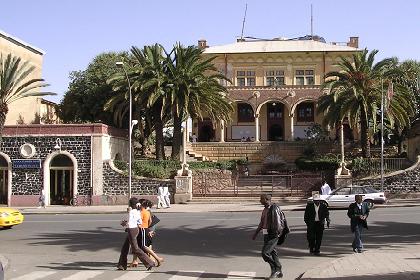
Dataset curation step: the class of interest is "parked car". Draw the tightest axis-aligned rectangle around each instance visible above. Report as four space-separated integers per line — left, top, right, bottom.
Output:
308 185 387 208
0 207 24 229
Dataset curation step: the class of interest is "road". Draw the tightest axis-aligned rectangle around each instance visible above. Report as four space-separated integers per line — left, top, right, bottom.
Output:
1 206 420 280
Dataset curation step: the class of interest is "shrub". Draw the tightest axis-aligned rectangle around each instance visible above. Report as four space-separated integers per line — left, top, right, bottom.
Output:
295 156 340 171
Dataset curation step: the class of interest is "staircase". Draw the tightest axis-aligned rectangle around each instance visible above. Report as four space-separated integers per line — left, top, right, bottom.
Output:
185 150 209 162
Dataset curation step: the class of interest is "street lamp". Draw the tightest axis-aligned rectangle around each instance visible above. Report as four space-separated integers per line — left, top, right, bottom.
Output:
116 61 134 199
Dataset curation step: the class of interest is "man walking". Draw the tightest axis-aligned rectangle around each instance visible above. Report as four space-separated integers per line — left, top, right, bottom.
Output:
304 195 330 255
252 194 284 279
347 195 369 253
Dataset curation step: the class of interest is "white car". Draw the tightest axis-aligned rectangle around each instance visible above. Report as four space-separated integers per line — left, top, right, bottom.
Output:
308 185 387 208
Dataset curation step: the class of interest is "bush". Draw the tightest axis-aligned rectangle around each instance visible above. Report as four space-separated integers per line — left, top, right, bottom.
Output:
295 156 340 171
189 160 237 171
348 157 371 177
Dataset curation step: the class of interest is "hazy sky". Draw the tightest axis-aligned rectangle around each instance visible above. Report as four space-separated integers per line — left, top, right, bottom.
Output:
1 0 419 103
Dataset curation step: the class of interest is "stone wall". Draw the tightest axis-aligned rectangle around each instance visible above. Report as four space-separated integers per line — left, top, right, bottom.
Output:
0 136 91 196
353 156 420 193
102 161 175 204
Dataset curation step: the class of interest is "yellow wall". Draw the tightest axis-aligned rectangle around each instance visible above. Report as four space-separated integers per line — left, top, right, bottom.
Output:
0 33 45 125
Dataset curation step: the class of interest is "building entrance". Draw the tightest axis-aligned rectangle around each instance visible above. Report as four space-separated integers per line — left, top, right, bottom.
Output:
267 103 284 141
49 154 74 205
0 156 8 205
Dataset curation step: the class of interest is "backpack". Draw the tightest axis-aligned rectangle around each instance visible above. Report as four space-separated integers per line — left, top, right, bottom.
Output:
277 210 290 246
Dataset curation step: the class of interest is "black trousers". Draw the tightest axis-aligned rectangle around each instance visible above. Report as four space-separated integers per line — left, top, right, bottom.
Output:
307 221 324 253
262 234 282 273
117 228 155 268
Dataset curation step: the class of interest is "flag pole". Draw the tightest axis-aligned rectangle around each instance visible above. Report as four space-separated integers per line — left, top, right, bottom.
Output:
381 78 384 192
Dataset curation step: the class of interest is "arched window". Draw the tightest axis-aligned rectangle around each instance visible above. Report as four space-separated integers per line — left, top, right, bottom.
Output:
297 102 314 122
237 103 255 122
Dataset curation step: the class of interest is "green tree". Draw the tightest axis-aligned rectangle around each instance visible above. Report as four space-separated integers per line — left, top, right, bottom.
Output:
58 52 127 125
318 49 402 158
0 53 54 134
165 44 233 160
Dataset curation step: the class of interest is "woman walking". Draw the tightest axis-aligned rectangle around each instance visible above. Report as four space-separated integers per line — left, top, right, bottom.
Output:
117 197 156 271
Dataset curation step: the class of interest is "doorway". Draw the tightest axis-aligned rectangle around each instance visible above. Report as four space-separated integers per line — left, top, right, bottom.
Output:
0 156 8 205
198 119 215 142
49 154 74 205
267 103 284 141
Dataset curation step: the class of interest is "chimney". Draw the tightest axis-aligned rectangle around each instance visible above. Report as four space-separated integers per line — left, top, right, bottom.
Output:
198 39 207 49
347 37 359 48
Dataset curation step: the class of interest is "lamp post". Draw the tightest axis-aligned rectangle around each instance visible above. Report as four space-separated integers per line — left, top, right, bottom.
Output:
116 61 134 199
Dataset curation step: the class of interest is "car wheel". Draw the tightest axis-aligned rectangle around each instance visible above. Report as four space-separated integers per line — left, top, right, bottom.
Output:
365 200 374 209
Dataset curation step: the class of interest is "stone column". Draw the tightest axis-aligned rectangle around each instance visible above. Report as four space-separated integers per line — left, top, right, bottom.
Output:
290 113 294 141
335 123 351 186
220 120 225 142
255 115 260 142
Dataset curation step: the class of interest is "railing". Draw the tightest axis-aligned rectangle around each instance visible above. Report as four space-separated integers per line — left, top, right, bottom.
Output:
368 158 410 174
192 172 323 197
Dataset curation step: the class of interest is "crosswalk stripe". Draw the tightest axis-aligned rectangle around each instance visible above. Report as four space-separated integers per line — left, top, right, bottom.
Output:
225 271 257 279
168 270 205 279
10 271 56 280
113 271 151 280
60 271 104 280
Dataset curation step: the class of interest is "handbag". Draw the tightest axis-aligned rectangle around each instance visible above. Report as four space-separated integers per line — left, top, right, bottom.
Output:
149 214 160 228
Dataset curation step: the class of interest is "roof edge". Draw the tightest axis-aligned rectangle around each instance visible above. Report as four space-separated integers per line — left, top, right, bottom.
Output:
0 29 45 55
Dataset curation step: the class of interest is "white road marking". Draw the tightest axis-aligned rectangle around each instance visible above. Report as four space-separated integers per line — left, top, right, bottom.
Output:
168 270 205 279
10 271 56 280
113 270 151 280
60 270 104 280
225 271 257 279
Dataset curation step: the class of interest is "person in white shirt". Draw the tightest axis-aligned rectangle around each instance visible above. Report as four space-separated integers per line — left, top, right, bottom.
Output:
157 185 171 209
117 197 155 271
320 181 332 195
191 133 197 143
304 196 330 255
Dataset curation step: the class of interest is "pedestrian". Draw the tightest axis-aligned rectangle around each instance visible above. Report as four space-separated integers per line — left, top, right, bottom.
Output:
130 199 164 267
117 197 156 271
347 194 370 253
304 195 330 255
157 185 171 209
37 189 46 208
192 133 197 143
252 194 285 279
320 181 331 195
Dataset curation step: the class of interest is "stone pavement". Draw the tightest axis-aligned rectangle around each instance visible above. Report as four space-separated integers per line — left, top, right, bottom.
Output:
300 244 420 280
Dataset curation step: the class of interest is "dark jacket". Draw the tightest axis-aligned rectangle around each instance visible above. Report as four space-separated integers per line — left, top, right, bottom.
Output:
266 203 284 236
347 202 370 231
304 202 330 226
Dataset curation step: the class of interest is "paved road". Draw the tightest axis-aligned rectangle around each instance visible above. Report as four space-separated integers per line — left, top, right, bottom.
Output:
1 206 420 280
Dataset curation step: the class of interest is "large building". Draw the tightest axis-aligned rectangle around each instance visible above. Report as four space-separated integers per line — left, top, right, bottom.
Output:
0 30 58 125
192 36 360 143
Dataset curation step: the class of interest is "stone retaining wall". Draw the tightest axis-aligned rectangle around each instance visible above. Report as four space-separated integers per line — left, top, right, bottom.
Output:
102 161 175 204
353 156 420 193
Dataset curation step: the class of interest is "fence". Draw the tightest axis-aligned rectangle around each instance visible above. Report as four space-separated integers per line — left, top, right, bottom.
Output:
368 158 410 175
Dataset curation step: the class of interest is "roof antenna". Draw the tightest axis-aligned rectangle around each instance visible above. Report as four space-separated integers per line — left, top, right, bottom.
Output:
310 4 313 39
240 3 248 41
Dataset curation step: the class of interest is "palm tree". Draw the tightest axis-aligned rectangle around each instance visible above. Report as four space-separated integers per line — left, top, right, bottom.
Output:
318 49 401 158
0 53 54 134
108 44 171 160
166 44 233 160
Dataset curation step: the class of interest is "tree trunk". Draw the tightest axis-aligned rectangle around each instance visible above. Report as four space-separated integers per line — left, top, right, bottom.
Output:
154 118 165 160
360 111 371 158
171 113 183 161
0 103 8 136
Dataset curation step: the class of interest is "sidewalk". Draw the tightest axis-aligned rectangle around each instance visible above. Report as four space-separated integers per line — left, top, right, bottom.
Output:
15 198 420 215
300 244 420 280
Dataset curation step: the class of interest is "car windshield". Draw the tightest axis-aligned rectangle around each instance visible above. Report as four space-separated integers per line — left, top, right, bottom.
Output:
363 187 380 193
332 187 350 195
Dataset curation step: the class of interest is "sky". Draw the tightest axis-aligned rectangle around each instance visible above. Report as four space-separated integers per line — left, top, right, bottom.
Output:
1 0 419 103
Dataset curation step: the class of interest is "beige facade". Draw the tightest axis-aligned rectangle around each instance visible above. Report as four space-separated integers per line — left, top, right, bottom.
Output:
193 36 360 142
0 30 58 125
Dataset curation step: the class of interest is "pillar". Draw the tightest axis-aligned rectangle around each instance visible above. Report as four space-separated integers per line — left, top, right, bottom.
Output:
255 115 260 142
290 113 294 141
220 120 225 142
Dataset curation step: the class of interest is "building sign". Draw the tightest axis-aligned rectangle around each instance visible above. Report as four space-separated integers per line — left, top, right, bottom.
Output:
12 159 41 169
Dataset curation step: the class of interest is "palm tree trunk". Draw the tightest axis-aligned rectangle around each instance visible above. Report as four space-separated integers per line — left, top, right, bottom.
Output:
0 104 8 136
154 119 165 160
360 111 371 158
171 113 183 160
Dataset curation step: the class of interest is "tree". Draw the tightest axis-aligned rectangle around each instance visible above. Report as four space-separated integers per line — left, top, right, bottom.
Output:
0 53 54 134
165 44 233 160
58 52 128 125
318 49 406 158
